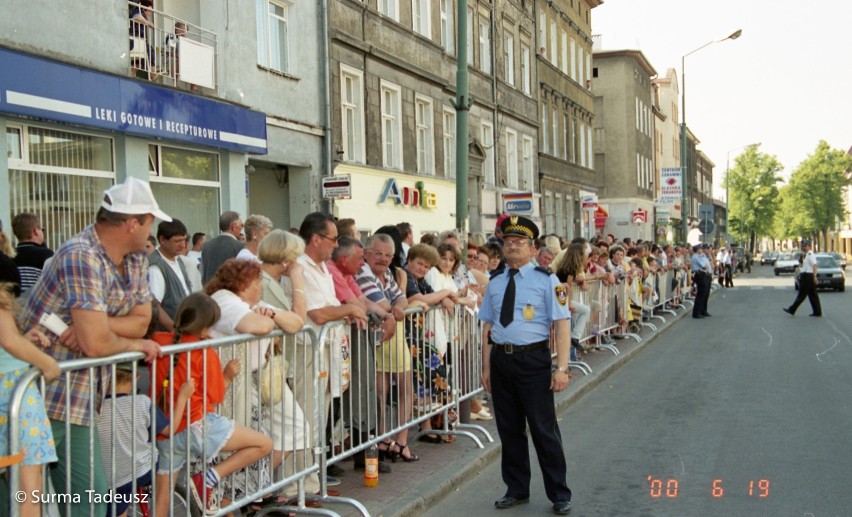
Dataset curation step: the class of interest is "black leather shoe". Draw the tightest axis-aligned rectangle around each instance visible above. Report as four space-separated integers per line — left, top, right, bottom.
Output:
809 314 822 317
782 307 793 315
327 464 346 477
692 315 704 319
553 500 572 514
494 496 529 509
703 313 712 317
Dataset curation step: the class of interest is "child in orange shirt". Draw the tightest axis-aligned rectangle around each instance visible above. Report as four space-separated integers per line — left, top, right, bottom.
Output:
151 293 272 515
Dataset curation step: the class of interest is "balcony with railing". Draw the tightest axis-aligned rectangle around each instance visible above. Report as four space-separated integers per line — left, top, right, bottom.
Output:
127 1 218 93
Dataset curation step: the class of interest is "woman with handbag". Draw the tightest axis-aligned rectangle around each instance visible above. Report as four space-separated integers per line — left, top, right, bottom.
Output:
205 259 304 506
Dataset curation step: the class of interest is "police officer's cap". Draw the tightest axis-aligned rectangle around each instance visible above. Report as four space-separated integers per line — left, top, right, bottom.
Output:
692 244 701 252
500 215 540 240
801 239 811 247
702 243 711 249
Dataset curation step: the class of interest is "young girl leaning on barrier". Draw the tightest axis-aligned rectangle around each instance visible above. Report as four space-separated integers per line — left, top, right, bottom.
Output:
0 282 61 517
150 292 272 516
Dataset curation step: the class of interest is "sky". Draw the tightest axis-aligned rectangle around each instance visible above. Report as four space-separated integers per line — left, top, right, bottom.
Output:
592 0 852 200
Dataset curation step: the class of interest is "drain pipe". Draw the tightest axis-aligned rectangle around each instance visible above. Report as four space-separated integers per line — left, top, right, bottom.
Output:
319 0 333 214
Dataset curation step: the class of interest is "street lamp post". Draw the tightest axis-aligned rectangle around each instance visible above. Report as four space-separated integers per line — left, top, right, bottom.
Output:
680 29 742 242
725 142 761 244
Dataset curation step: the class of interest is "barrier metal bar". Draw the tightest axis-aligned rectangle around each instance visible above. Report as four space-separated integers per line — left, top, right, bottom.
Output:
448 305 493 446
609 280 642 343
9 329 330 517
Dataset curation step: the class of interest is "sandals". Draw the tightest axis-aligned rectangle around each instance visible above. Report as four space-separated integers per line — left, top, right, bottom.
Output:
391 442 419 463
377 440 396 461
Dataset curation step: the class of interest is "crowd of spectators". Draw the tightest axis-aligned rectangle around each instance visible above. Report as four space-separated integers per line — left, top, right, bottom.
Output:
0 179 726 515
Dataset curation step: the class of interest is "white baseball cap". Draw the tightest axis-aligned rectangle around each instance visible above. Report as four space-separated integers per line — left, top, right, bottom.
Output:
101 177 172 222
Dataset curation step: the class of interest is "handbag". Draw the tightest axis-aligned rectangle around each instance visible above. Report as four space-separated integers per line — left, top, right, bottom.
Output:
260 354 288 405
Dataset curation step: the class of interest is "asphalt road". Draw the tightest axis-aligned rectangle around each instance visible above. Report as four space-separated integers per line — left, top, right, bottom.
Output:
426 265 852 516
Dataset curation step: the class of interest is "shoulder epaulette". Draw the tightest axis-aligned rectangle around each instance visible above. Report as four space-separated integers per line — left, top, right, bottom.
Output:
489 266 506 279
534 266 552 275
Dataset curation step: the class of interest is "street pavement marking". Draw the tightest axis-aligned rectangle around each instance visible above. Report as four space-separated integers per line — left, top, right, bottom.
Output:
816 337 840 362
762 328 773 347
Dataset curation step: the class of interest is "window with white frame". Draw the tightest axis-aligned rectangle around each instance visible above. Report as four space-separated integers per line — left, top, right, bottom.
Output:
570 38 577 81
522 135 533 189
440 0 454 54
541 103 549 155
481 120 494 185
256 0 292 73
560 30 568 75
505 128 518 188
443 108 456 178
552 106 559 158
467 7 474 66
479 16 491 73
379 0 400 22
503 30 515 85
415 95 435 175
587 124 593 169
585 48 591 87
538 12 546 55
340 65 365 163
380 81 403 169
636 153 641 187
550 20 557 64
412 0 431 38
577 47 584 85
563 113 570 162
520 43 531 95
579 120 586 167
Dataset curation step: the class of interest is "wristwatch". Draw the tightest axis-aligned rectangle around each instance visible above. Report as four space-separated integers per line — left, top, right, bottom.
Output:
554 366 568 373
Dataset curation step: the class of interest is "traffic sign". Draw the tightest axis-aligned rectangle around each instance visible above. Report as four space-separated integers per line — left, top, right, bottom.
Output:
322 175 352 199
632 209 647 224
698 219 716 235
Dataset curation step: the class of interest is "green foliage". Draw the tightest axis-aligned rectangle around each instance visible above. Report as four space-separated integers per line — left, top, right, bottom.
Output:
771 141 852 240
725 145 783 244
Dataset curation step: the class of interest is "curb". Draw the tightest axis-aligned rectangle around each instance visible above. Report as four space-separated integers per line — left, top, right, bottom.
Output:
381 290 714 517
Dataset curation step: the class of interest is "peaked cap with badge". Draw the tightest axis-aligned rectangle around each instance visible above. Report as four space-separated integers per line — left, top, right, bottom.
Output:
500 215 540 240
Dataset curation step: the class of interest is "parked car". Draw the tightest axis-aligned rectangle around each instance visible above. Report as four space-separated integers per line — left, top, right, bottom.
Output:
732 246 749 273
794 254 845 292
774 252 800 276
827 252 847 270
760 251 779 266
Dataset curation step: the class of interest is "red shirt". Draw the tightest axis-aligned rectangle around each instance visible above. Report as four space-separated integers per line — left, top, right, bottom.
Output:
151 332 227 437
326 260 363 303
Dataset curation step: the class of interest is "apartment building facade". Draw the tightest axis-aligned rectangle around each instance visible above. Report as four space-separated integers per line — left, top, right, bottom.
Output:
591 49 656 242
536 0 601 240
652 68 681 242
328 0 540 237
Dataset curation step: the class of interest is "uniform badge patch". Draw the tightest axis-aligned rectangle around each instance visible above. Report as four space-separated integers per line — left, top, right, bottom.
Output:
555 285 568 306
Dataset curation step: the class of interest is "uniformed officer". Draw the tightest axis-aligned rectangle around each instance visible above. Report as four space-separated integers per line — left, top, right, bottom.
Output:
479 216 573 515
691 243 713 318
783 239 822 317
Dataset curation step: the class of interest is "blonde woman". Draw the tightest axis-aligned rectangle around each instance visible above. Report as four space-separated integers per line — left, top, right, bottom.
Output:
553 243 592 355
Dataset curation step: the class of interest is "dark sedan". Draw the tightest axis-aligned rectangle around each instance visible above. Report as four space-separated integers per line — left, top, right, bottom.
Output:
760 251 778 265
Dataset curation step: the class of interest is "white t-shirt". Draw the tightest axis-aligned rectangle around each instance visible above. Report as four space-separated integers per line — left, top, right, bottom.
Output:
177 255 203 293
149 253 190 301
187 250 202 267
209 289 270 371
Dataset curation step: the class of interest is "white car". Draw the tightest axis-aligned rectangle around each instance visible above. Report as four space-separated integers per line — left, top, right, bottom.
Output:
774 252 801 276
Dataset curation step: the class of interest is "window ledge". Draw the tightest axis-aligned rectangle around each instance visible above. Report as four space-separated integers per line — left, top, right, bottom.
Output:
257 65 301 81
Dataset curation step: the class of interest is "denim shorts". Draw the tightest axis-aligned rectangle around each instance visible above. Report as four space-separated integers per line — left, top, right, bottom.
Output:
156 412 234 474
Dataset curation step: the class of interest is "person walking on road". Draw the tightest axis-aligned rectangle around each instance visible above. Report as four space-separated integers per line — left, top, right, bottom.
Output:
783 239 821 317
691 244 713 318
479 216 573 515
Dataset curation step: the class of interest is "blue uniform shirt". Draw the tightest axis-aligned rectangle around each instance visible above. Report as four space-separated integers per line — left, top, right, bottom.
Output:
479 262 570 345
691 253 711 273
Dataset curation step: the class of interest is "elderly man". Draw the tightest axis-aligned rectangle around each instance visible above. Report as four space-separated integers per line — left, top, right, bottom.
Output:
355 234 414 461
479 215 573 515
327 236 393 474
20 177 163 517
201 210 244 283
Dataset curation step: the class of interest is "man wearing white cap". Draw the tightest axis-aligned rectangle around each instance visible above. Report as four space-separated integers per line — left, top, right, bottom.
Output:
20 177 165 517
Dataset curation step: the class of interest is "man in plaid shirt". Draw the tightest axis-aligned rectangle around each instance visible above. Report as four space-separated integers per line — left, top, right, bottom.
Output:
19 177 164 517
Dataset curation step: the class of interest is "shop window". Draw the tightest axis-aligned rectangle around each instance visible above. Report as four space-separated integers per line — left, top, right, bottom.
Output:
7 125 115 249
148 144 220 239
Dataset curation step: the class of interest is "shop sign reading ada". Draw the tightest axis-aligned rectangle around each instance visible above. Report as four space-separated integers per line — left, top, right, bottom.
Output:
378 178 437 209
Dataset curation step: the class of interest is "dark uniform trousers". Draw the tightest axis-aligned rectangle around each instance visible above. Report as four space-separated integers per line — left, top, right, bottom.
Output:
789 273 822 315
490 346 572 502
692 272 711 317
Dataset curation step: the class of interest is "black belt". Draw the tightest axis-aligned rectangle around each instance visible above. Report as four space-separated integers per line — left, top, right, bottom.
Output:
490 340 548 354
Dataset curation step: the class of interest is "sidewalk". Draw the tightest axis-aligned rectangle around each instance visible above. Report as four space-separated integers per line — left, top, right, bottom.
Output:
316 294 708 517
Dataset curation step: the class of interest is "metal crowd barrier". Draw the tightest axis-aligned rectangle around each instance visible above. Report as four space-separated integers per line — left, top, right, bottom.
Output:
7 328 364 517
